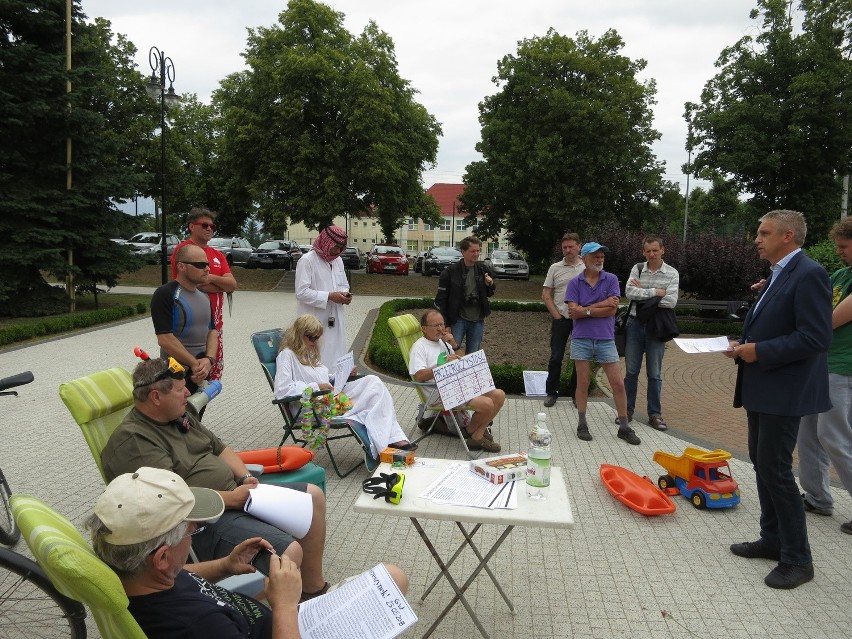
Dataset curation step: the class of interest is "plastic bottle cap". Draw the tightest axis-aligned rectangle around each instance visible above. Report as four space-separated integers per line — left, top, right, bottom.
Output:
537 412 546 420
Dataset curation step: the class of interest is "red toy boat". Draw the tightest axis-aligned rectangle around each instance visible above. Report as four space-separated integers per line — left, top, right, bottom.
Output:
600 464 676 516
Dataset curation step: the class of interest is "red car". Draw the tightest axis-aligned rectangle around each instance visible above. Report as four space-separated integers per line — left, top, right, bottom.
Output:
366 244 409 275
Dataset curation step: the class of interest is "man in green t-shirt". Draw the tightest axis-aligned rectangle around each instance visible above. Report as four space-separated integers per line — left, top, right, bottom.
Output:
798 218 852 536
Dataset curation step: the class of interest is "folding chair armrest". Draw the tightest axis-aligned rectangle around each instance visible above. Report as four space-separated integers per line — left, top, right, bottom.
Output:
272 394 301 406
410 380 438 390
311 389 331 398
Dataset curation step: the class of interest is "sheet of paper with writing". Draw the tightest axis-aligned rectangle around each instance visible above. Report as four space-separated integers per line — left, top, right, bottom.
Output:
433 350 495 409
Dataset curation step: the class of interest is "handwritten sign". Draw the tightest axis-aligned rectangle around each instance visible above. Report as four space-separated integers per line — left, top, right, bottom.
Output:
433 350 495 408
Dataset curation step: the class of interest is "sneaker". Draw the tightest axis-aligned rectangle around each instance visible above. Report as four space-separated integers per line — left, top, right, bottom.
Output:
841 521 852 535
576 424 593 441
648 415 668 431
802 494 833 516
469 437 501 453
617 427 641 445
730 540 781 560
764 562 814 590
543 395 557 408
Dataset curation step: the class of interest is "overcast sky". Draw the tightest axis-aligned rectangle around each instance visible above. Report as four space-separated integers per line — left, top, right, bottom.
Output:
84 0 759 195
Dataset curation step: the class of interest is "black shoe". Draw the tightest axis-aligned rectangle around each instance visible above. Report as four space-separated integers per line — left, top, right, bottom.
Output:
394 441 418 451
841 520 852 535
576 425 593 441
543 395 557 408
802 494 833 516
729 540 781 561
617 427 640 445
764 563 814 589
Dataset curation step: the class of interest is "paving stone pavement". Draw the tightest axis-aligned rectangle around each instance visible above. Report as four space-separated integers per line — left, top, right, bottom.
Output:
0 288 850 638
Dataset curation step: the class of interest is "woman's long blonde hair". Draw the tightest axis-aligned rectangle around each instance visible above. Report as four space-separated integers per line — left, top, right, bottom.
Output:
280 314 324 366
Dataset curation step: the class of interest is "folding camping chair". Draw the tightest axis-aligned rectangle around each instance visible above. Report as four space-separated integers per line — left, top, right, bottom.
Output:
250 328 378 476
386 313 481 459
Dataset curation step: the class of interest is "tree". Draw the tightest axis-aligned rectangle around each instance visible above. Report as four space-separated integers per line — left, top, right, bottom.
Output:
686 0 852 243
0 2 150 313
459 28 665 263
214 0 441 240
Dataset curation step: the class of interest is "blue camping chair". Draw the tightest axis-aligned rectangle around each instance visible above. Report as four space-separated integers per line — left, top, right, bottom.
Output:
250 328 378 477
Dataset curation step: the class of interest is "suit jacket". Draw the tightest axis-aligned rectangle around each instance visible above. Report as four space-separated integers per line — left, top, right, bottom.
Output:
734 251 832 416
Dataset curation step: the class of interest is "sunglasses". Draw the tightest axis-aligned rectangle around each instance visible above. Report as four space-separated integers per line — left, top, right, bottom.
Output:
184 524 207 539
194 222 216 230
180 261 210 269
305 334 321 342
133 357 187 388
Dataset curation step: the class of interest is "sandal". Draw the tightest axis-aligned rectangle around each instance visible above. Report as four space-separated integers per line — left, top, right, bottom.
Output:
469 437 501 453
300 581 330 603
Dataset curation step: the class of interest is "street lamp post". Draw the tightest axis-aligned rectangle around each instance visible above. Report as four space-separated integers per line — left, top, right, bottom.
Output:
146 46 180 284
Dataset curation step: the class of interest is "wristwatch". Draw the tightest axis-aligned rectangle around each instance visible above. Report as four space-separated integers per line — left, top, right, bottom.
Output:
585 308 591 317
206 356 216 366
236 473 253 486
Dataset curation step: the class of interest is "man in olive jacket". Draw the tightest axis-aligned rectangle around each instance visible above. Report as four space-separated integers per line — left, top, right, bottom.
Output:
435 236 495 354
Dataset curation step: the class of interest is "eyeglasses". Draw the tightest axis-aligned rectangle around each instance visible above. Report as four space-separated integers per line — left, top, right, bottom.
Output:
180 261 210 269
194 222 216 230
426 323 445 329
305 334 321 342
133 357 187 388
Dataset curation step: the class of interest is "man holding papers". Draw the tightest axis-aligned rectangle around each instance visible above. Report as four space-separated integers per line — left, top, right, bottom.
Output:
409 310 505 452
102 357 330 599
88 467 410 638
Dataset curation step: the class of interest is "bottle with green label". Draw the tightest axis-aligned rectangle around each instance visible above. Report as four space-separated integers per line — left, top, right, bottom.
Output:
526 412 552 500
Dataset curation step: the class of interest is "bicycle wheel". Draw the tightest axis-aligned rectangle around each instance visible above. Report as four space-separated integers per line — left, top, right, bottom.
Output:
0 547 86 638
0 472 18 546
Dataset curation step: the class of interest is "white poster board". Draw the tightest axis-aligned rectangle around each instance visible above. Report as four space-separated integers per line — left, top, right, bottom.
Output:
433 350 495 409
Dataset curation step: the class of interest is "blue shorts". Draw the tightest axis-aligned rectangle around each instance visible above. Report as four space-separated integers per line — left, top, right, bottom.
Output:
570 338 619 364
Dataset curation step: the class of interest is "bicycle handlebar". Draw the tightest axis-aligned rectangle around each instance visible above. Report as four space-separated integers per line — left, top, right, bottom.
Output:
0 371 34 393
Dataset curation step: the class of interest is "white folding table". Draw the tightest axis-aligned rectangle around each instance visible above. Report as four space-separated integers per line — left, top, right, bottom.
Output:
353 458 573 638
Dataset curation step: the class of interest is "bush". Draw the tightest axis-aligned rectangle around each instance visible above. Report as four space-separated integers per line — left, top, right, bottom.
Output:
0 306 136 346
592 226 765 300
136 302 147 314
806 239 843 274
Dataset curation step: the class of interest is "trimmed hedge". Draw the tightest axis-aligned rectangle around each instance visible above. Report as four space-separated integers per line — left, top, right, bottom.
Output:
368 297 743 393
0 306 138 347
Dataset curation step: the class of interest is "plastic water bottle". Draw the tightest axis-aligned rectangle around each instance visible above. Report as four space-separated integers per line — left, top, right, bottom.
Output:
526 412 552 500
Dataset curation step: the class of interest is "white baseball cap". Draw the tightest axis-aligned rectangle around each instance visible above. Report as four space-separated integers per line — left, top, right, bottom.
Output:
95 467 224 545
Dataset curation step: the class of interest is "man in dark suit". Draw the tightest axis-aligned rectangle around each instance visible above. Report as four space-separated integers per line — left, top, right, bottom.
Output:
725 210 833 589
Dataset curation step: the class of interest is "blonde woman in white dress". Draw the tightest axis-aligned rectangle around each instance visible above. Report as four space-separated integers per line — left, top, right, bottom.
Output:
274 314 415 457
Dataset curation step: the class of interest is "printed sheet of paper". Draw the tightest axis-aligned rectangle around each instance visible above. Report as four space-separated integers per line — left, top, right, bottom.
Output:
419 463 516 509
298 563 417 639
673 336 731 354
333 352 355 395
522 370 548 396
433 350 495 409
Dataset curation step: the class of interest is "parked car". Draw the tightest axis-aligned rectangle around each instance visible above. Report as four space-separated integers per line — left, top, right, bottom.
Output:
366 244 409 275
208 237 254 266
484 249 529 280
126 232 180 263
246 240 301 270
421 246 462 276
341 246 366 270
413 251 427 273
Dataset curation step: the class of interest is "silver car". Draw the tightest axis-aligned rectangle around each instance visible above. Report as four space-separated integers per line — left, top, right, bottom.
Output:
484 250 529 280
126 232 180 264
208 237 254 266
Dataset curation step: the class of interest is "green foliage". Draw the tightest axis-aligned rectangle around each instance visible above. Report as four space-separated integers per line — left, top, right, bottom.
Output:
686 0 852 242
215 0 441 239
460 28 665 265
0 306 136 346
806 239 844 273
0 3 154 311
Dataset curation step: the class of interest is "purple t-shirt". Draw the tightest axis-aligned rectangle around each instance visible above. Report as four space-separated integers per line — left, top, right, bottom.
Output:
565 271 621 340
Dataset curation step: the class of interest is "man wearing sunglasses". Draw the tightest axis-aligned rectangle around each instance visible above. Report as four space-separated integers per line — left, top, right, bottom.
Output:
87 466 303 637
170 208 237 384
101 358 331 602
152 243 219 393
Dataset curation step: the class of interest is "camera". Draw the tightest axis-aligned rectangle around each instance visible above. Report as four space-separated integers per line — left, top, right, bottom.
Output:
328 316 335 328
